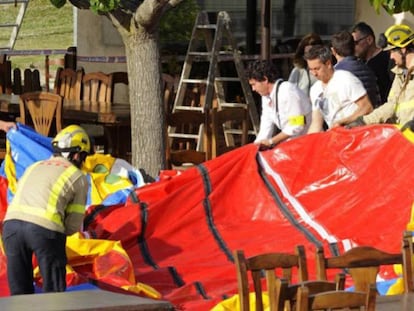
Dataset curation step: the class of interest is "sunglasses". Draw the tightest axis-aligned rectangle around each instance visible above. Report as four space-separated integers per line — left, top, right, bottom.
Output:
354 36 368 45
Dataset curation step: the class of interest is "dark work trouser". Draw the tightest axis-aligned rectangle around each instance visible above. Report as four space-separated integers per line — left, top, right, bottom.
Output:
2 219 67 295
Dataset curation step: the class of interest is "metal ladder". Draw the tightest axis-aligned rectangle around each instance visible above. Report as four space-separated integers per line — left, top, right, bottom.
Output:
0 0 29 52
171 11 259 153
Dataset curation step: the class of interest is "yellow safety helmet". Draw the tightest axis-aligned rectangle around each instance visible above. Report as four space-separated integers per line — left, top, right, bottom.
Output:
52 124 91 155
384 24 414 50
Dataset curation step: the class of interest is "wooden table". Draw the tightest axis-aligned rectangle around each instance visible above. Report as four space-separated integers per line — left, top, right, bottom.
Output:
0 94 131 160
376 293 414 311
63 100 131 160
0 289 173 310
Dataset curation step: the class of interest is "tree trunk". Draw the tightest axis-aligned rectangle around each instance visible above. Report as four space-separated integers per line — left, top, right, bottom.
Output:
124 30 165 178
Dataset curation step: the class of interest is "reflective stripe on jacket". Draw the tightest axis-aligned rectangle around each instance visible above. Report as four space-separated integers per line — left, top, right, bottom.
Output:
363 65 414 125
4 157 88 235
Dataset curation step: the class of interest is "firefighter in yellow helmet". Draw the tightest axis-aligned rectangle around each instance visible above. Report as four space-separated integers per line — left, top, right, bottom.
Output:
348 24 414 127
2 125 90 295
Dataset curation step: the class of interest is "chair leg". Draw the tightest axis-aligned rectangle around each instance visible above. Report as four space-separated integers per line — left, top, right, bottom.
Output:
103 126 113 155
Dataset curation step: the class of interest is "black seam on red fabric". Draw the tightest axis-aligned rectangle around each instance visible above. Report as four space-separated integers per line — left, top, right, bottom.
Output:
194 281 211 299
329 242 340 256
128 190 140 203
137 202 186 287
136 202 159 269
197 164 234 263
168 266 185 287
256 154 323 248
83 204 109 229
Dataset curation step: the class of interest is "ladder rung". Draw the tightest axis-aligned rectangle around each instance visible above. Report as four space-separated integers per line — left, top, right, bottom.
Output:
174 106 204 112
182 78 208 84
0 24 18 28
219 103 247 108
196 25 217 30
188 52 212 57
224 129 244 134
215 77 240 82
169 133 200 140
223 129 256 136
218 51 234 56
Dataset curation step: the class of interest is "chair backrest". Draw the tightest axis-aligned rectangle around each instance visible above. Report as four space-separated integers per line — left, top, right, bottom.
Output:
166 110 208 169
402 231 414 292
316 245 407 293
12 68 22 95
54 67 83 100
23 69 42 94
162 73 177 115
0 133 6 161
0 60 12 94
211 107 249 158
275 276 345 311
111 71 129 104
234 245 308 311
19 91 63 137
82 71 113 103
295 283 377 311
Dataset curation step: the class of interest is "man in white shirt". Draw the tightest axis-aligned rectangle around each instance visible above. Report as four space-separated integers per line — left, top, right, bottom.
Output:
304 45 373 133
246 60 312 149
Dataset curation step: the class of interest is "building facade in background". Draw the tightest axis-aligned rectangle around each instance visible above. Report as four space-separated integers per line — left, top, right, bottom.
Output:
76 1 412 73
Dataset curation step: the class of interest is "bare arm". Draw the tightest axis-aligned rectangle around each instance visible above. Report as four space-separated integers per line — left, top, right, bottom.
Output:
307 110 325 134
0 120 16 132
333 95 373 127
255 131 291 149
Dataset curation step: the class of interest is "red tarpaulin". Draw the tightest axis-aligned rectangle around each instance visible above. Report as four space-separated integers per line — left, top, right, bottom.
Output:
1 125 414 310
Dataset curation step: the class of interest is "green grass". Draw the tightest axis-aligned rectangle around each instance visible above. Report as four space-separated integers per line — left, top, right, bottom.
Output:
0 0 73 72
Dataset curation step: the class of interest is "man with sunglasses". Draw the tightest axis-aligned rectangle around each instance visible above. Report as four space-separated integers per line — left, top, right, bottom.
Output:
352 22 393 105
349 24 414 128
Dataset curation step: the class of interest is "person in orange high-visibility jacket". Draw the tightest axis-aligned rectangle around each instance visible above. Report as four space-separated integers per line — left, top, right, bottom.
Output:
2 125 90 295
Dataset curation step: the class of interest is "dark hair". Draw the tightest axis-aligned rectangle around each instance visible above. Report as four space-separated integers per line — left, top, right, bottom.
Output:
331 30 355 57
245 60 279 83
352 22 375 40
292 33 323 68
304 45 333 64
377 33 387 48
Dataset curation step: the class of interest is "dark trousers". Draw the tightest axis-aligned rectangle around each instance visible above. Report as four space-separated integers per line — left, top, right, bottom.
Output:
2 219 67 295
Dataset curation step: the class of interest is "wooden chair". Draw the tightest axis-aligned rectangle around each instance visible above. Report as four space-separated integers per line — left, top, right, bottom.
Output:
19 91 63 137
81 72 113 153
0 60 12 94
12 68 22 95
53 67 83 100
82 71 113 103
211 107 249 158
162 73 177 115
23 69 42 94
111 71 129 104
274 276 346 311
0 134 6 162
44 55 65 92
316 244 408 293
166 110 208 169
295 283 377 311
233 245 308 311
402 231 414 292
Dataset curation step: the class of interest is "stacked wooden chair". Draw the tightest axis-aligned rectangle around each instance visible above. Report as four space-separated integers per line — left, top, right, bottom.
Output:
19 91 63 137
295 283 376 310
315 244 409 293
